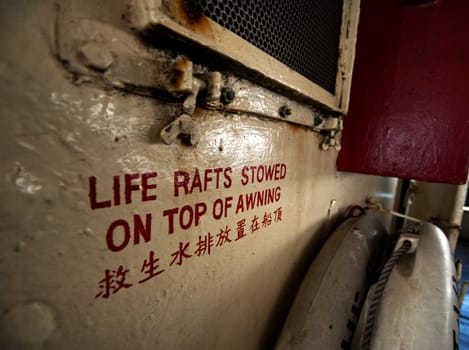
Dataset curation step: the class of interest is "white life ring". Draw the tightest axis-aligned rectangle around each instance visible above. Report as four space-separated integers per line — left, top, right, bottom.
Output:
352 223 459 350
275 214 388 349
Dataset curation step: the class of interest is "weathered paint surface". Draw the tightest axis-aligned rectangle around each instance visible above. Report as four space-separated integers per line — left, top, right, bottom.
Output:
0 1 396 349
338 0 469 184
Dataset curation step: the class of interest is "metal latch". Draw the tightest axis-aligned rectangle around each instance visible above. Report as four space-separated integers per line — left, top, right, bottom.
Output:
56 15 344 149
313 115 343 151
159 72 222 145
56 16 212 144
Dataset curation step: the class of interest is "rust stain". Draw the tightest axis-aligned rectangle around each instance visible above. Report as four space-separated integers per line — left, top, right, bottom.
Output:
168 69 184 90
286 122 307 135
171 0 212 35
167 58 191 93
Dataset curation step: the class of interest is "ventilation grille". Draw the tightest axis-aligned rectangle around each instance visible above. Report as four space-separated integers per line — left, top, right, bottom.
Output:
189 0 343 94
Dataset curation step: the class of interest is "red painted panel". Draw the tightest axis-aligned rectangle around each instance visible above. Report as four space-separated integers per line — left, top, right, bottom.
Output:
337 0 469 184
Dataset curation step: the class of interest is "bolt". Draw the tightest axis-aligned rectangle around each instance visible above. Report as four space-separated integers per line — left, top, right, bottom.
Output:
221 87 235 104
78 42 113 71
314 115 323 126
279 106 292 118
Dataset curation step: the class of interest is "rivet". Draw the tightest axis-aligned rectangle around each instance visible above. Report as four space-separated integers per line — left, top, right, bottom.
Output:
220 87 235 104
279 105 292 118
314 115 323 126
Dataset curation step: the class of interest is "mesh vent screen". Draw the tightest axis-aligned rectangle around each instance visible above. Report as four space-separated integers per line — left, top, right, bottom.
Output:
189 0 343 94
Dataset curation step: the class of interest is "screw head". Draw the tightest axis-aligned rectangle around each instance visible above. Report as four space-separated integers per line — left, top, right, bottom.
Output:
279 106 292 118
221 87 235 104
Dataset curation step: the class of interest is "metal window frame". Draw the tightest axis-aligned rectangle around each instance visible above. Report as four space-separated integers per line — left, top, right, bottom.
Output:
129 0 360 114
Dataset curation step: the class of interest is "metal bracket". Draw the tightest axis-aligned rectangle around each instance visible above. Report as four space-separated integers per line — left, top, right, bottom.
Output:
56 16 209 144
395 233 420 254
56 17 194 96
56 16 344 149
209 77 344 151
313 115 343 151
160 74 221 145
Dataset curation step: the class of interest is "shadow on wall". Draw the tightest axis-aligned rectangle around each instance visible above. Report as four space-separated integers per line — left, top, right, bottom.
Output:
259 211 347 349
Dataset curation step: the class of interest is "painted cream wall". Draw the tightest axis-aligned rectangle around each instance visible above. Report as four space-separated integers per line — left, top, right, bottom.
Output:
0 1 397 349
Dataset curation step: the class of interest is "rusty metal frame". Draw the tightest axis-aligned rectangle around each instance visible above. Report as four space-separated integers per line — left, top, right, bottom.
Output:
128 0 361 115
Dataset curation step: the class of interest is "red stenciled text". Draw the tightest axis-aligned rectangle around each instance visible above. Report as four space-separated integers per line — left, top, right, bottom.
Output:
88 172 158 209
162 186 281 234
173 167 233 197
106 213 152 252
95 207 284 299
162 202 209 234
241 163 286 185
88 163 287 255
